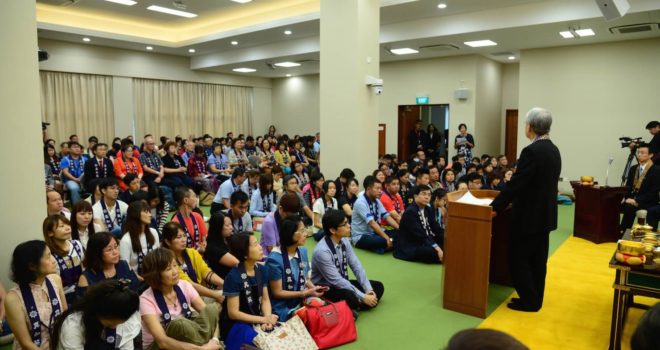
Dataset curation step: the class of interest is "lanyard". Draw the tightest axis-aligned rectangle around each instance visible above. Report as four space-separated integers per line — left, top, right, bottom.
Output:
176 212 200 249
153 284 192 325
239 264 263 315
101 199 124 232
52 241 83 289
262 192 272 212
179 249 198 283
19 279 61 347
280 248 306 292
387 191 401 213
325 235 348 279
365 196 380 222
229 210 244 233
136 240 154 275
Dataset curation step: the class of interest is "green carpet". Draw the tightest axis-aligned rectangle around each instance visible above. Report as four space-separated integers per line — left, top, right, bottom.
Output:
0 205 574 350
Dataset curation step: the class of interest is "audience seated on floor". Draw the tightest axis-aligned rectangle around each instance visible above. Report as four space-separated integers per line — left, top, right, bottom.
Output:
42 215 84 305
5 240 68 350
119 200 160 277
282 174 314 224
221 233 275 349
52 280 141 350
139 134 165 187
212 167 246 213
160 222 225 304
161 141 194 192
260 192 301 255
68 201 98 250
394 185 444 264
171 186 207 251
266 215 324 321
241 170 260 201
249 173 277 218
77 232 140 295
60 141 86 204
82 142 114 192
351 176 399 254
227 191 252 235
188 145 215 194
312 179 339 241
380 175 405 225
140 248 221 350
204 211 240 280
92 178 128 236
114 143 144 192
312 209 384 315
46 189 71 219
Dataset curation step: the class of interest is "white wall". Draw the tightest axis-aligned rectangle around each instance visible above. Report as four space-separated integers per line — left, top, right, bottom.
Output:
474 56 503 157
500 63 519 152
37 39 272 137
253 87 273 136
519 37 660 184
271 74 320 136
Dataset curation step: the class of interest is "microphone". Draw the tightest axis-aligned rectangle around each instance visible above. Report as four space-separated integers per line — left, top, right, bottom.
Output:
606 156 614 187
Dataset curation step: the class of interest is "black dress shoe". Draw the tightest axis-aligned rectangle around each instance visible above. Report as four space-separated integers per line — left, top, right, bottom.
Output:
507 302 540 312
510 297 520 303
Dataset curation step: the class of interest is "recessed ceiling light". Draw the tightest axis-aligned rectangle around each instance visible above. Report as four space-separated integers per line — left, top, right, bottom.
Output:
147 5 197 18
231 41 238 46
390 48 419 55
231 0 252 3
575 28 595 37
463 40 497 47
104 0 137 5
146 46 153 51
508 56 516 60
284 30 292 35
188 48 196 53
274 62 301 68
559 31 575 39
82 37 91 42
286 74 292 77
233 68 257 73
437 3 447 9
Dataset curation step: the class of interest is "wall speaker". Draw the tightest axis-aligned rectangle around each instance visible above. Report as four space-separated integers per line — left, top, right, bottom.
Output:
594 0 630 21
454 88 470 101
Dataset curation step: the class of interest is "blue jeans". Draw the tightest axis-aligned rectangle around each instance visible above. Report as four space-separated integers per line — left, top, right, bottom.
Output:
65 180 82 204
355 229 397 254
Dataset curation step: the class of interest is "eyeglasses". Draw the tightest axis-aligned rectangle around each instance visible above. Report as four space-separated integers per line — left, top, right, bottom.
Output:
339 221 350 227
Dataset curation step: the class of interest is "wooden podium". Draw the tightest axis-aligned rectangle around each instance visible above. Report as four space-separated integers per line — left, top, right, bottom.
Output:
442 189 512 318
570 182 628 243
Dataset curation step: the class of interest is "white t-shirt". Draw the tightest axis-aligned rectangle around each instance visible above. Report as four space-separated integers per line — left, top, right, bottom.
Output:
57 311 141 350
312 197 338 233
92 199 129 231
119 228 160 273
77 223 102 249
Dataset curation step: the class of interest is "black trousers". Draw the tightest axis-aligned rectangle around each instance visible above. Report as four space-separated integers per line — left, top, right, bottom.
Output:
322 280 384 312
509 231 549 310
620 202 640 231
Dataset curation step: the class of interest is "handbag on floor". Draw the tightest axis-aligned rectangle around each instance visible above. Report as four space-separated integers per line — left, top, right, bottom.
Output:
199 190 214 206
303 300 356 349
253 315 318 350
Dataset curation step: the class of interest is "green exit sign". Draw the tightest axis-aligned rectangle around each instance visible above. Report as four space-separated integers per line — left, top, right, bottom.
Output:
416 96 429 104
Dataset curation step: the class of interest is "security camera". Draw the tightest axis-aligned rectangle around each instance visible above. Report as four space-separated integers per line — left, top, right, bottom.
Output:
366 75 384 95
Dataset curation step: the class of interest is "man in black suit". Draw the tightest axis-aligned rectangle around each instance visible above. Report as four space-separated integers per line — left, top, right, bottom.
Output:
408 120 428 157
394 185 444 263
620 144 660 231
491 107 562 312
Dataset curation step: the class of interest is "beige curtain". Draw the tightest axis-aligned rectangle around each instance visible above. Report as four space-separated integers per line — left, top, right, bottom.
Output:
40 71 115 144
134 78 253 140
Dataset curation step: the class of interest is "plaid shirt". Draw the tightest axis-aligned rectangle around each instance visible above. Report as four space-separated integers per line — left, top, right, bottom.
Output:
139 150 163 172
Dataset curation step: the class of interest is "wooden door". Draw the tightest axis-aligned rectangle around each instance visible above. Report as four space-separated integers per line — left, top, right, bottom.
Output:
378 124 386 157
398 105 421 161
504 109 518 164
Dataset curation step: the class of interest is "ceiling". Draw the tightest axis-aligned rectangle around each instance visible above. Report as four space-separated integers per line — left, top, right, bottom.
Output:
36 0 660 78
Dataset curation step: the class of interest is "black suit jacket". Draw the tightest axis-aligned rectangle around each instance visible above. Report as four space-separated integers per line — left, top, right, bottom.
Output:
83 157 115 190
491 139 562 234
395 204 443 260
624 163 660 208
409 129 428 154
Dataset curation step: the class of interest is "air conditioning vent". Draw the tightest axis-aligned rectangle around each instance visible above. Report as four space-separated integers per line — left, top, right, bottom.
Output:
609 23 659 34
419 44 459 52
38 0 81 5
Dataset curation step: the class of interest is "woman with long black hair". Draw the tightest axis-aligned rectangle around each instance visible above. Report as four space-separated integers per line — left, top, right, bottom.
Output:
52 280 140 350
119 200 160 277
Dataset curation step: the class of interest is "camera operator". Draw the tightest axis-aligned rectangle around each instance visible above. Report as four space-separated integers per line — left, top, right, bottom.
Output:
620 143 660 232
629 121 660 161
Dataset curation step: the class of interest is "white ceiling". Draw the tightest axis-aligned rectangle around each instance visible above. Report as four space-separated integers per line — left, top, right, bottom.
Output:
36 0 660 78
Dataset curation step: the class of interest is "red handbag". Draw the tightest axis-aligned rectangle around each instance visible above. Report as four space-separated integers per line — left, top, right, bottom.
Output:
303 300 357 349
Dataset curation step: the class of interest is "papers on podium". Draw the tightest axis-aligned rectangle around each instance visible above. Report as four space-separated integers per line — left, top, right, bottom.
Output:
455 190 493 206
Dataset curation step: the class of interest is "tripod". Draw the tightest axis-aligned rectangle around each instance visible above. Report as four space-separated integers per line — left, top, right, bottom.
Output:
621 147 638 186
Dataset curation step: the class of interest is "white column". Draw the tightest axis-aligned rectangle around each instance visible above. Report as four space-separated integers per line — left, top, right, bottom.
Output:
320 0 380 181
0 1 47 285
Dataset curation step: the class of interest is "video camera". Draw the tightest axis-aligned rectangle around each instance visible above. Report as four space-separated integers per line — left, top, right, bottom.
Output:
619 136 642 148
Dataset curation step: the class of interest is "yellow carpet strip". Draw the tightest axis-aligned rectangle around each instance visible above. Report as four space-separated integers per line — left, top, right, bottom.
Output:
478 236 655 350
